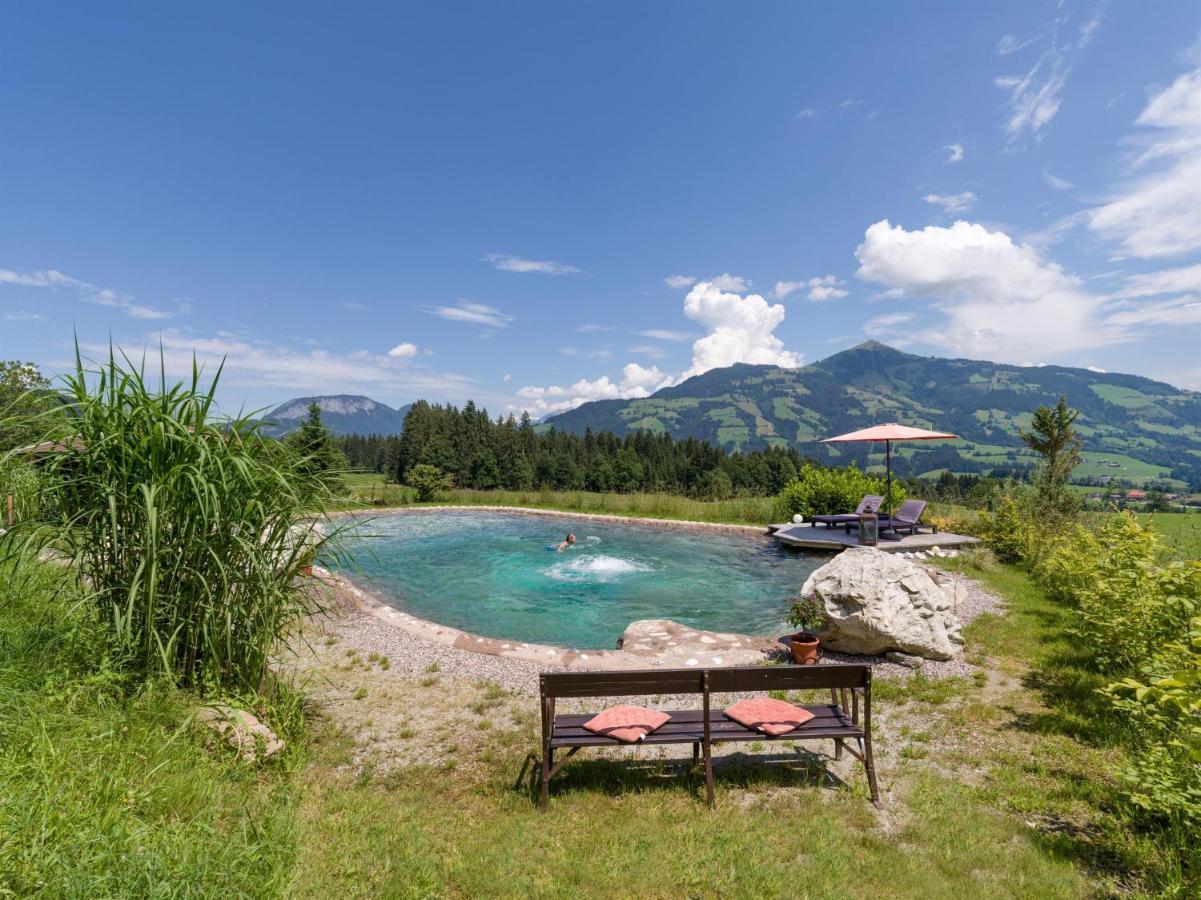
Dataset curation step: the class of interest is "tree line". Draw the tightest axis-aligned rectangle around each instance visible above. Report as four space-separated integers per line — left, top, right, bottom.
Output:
338 400 807 498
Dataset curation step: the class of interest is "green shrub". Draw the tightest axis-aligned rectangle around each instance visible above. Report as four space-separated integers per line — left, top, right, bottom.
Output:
978 493 1040 563
1 349 344 694
771 463 904 521
0 457 49 527
1104 614 1201 834
406 463 454 502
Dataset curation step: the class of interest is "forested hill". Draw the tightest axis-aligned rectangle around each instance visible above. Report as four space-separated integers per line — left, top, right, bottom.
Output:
542 342 1201 488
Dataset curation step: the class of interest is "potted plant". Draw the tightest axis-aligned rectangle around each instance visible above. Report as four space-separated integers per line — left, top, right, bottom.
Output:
786 595 827 665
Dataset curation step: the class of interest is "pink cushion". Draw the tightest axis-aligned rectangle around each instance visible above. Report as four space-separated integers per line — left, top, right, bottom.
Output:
724 698 815 736
582 705 671 743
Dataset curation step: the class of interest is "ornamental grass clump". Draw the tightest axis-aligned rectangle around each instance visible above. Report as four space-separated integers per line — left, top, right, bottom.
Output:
2 349 345 694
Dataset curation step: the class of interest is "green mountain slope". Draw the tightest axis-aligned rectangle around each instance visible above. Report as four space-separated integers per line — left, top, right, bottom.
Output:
542 342 1201 488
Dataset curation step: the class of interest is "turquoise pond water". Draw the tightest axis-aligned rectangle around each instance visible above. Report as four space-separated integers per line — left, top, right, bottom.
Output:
333 510 824 649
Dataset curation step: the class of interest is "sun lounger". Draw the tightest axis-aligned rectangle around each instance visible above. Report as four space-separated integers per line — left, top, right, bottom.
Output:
809 495 883 530
878 499 928 536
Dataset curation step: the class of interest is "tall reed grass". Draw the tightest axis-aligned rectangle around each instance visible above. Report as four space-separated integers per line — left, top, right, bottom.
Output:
2 349 344 693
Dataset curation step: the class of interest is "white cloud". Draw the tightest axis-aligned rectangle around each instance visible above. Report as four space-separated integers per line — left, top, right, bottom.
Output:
4 310 44 321
629 344 669 359
864 312 915 338
575 323 616 333
923 191 978 215
1114 263 1201 299
503 373 512 382
426 299 514 328
1089 67 1201 258
944 143 965 163
83 330 480 405
634 328 693 342
709 273 750 292
995 10 1104 142
680 280 802 378
516 363 674 417
1043 169 1074 191
517 276 802 416
340 301 368 312
1086 365 1108 374
855 219 1125 361
0 266 189 320
482 253 580 275
387 342 418 360
794 108 816 120
774 275 849 301
559 346 614 360
664 274 697 289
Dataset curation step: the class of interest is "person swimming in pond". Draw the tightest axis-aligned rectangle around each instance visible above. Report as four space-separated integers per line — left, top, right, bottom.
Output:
554 532 577 552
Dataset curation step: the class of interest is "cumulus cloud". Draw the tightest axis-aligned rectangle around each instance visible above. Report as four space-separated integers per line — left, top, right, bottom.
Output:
923 191 978 215
517 278 802 416
516 363 674 417
944 143 965 163
387 342 418 360
855 219 1124 361
1089 67 1201 258
664 274 697 289
773 275 849 301
0 266 189 320
482 253 580 275
425 299 514 328
680 280 802 378
709 273 750 292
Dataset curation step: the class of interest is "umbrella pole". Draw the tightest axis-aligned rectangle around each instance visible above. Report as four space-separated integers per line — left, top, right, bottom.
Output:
885 440 892 518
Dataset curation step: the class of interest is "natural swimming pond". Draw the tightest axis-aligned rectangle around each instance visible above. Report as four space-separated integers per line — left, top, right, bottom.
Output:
334 509 824 649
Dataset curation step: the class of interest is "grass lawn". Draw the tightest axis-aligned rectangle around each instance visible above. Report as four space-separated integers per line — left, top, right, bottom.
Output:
337 472 778 526
3 504 1190 896
1139 510 1201 558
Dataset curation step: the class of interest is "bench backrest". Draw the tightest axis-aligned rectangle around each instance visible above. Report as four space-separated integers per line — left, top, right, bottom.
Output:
856 495 884 514
540 663 870 700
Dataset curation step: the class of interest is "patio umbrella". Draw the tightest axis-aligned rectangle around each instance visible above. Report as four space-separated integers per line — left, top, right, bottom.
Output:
821 423 958 516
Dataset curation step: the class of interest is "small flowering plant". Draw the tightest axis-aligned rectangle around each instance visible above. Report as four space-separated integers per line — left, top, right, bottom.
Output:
787 595 828 636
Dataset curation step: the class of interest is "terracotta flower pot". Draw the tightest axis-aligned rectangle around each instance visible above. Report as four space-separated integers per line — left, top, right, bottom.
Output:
788 632 822 665
300 563 314 577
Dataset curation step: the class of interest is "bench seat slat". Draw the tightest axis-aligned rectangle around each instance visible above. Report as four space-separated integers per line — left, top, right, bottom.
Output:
549 705 861 748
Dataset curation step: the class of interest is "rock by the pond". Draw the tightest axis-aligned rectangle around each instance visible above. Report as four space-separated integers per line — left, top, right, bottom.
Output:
617 619 770 666
801 547 965 661
196 704 284 761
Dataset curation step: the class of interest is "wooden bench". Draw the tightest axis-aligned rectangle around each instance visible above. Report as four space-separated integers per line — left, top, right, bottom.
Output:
525 663 879 809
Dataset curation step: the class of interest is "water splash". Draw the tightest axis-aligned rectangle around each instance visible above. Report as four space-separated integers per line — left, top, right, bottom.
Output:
543 554 652 583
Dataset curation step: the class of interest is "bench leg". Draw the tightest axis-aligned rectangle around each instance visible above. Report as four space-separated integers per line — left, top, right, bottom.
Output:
862 735 881 807
692 742 700 767
702 742 715 808
834 738 844 761
540 748 552 810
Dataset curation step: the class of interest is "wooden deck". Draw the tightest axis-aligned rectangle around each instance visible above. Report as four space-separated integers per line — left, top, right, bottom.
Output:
767 522 980 553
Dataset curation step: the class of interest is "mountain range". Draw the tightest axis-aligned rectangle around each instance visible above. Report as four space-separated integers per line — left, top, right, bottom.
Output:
260 395 411 437
542 342 1201 489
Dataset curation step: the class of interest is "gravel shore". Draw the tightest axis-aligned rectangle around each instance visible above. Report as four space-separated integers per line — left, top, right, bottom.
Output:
297 561 1006 695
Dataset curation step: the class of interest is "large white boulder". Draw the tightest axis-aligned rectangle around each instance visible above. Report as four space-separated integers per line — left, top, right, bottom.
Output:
801 547 964 660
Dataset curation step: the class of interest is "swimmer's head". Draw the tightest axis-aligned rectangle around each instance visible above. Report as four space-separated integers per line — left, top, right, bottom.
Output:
566 532 576 544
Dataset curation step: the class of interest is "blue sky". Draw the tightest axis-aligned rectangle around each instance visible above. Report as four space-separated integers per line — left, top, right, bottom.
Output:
3 1 1201 417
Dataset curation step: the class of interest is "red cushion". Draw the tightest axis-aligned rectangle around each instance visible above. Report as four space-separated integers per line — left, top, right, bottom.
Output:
724 698 815 736
582 705 671 743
